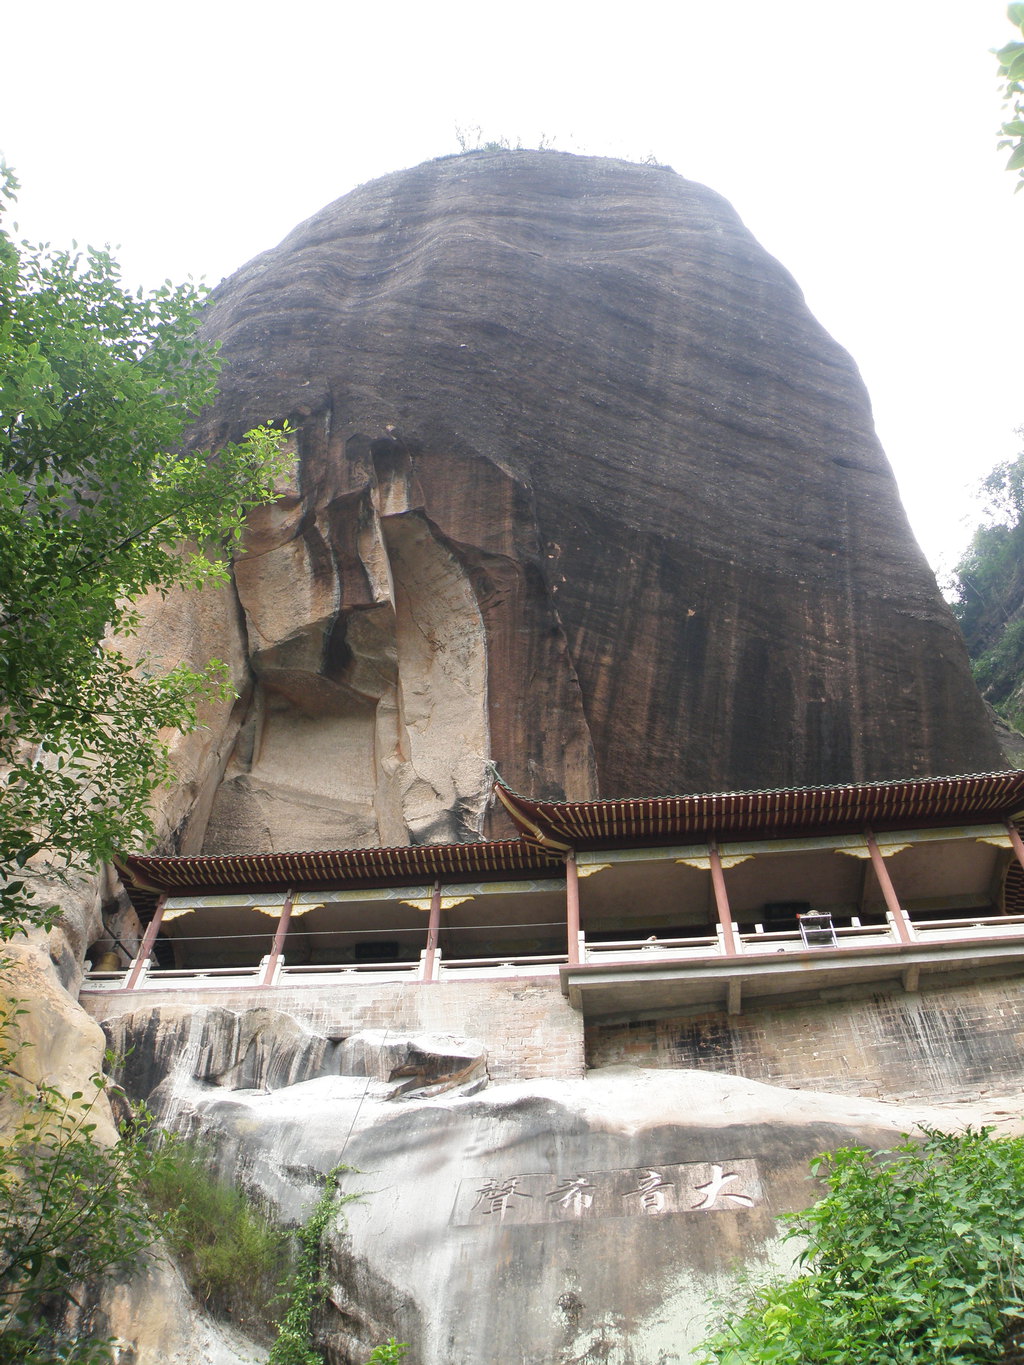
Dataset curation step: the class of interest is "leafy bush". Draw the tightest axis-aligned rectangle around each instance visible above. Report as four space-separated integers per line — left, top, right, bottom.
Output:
699 1127 1024 1364
142 1138 289 1333
0 981 166 1363
365 1341 409 1364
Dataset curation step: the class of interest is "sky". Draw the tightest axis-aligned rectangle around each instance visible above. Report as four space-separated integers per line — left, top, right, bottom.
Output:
2 0 1019 578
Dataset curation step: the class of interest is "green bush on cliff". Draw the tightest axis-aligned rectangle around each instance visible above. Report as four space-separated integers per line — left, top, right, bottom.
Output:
269 1165 358 1365
267 1165 408 1365
141 1137 289 1333
699 1127 1024 1364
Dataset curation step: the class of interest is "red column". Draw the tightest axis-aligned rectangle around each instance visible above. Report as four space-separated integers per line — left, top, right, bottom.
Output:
125 894 166 990
1006 821 1024 875
708 844 739 956
866 831 913 945
423 881 441 982
261 889 294 986
566 854 581 965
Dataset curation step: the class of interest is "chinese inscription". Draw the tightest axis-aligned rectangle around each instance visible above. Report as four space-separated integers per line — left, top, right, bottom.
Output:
624 1169 674 1215
472 1177 532 1220
452 1159 760 1226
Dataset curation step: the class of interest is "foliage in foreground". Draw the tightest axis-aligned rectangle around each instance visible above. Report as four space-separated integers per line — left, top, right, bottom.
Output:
998 4 1024 187
0 163 287 939
699 1127 1024 1365
0 978 168 1363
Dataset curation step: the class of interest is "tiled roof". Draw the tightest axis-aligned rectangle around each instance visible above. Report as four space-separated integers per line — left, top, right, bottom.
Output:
494 770 1024 849
116 770 1024 911
115 838 563 898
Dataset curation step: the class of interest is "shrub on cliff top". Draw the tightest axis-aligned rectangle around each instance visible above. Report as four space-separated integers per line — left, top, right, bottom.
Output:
699 1127 1024 1364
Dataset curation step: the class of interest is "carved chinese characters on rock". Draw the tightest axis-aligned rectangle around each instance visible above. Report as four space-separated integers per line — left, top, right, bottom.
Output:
453 1160 761 1226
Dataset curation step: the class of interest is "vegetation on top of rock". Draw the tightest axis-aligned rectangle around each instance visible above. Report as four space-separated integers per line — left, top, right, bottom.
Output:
0 163 288 940
698 1126 1024 1364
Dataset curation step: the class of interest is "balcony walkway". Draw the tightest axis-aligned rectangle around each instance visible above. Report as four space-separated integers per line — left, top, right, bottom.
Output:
81 911 1024 1016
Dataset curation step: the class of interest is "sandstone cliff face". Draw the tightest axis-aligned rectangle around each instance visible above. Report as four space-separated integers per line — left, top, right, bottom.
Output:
177 149 1002 853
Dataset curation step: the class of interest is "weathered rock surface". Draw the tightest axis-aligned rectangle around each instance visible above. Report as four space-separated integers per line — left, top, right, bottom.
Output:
97 1256 267 1365
102 1006 488 1120
105 1002 1019 1365
174 149 1002 852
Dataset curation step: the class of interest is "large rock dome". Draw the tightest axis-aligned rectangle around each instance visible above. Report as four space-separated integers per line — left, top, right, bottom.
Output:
185 149 1002 852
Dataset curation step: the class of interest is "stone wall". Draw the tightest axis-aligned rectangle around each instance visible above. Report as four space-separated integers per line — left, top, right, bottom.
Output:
83 975 584 1083
586 975 1024 1106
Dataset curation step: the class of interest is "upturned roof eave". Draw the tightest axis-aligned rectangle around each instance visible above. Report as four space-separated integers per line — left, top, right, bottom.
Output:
491 768 1024 850
116 769 1024 905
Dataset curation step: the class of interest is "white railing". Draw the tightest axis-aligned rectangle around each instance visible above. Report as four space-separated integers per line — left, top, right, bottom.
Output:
584 934 721 961
737 920 898 952
281 961 421 976
80 912 1024 993
437 952 567 978
910 913 1024 940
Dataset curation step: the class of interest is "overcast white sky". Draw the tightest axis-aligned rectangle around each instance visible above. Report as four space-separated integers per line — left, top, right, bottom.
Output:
2 1 1019 576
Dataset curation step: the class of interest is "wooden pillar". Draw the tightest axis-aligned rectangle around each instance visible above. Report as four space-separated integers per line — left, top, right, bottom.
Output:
866 831 914 945
1006 821 1024 875
566 853 581 965
423 881 441 983
708 844 739 957
260 889 295 986
125 894 166 990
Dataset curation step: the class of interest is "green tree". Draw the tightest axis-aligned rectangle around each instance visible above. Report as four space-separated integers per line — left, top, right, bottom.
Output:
951 444 1024 726
997 4 1024 187
699 1127 1024 1364
0 164 287 938
0 983 170 1363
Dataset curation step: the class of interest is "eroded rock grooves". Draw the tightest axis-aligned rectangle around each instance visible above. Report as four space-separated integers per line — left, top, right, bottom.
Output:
183 149 1001 853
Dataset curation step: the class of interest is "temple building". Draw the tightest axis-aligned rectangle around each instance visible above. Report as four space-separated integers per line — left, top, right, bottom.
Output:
94 769 1024 1020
